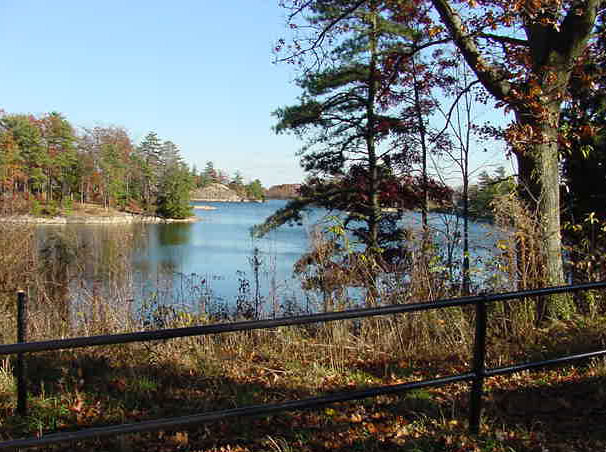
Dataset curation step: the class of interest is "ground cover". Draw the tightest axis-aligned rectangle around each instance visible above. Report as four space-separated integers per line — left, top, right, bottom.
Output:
1 312 605 451
0 218 604 451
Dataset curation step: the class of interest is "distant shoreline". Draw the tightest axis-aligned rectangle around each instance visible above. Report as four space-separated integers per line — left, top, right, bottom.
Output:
190 198 263 203
0 198 286 224
0 213 199 225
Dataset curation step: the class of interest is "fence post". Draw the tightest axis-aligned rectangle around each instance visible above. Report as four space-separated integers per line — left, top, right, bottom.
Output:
16 290 28 417
469 295 488 434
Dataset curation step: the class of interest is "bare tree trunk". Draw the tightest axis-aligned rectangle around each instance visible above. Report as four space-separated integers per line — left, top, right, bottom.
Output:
365 0 380 306
366 0 380 253
516 105 573 319
411 55 430 242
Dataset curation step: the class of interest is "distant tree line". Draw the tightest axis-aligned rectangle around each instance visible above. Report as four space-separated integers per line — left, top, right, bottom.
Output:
0 111 193 218
453 167 516 221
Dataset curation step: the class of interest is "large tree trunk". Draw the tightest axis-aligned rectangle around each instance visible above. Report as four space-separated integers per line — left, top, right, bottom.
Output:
515 103 574 320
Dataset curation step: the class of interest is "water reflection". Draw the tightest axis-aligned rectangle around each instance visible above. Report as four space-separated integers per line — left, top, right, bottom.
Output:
33 224 138 335
131 201 312 312
158 223 193 246
32 201 503 320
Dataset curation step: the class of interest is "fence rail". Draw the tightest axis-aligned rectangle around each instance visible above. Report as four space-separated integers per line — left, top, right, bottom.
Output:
1 281 606 449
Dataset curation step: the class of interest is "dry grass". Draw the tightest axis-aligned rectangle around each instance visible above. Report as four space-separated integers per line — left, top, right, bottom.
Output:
1 206 606 450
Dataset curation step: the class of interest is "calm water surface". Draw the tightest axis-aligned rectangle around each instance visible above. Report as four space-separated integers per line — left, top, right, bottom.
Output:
38 200 500 310
133 200 499 307
134 200 316 307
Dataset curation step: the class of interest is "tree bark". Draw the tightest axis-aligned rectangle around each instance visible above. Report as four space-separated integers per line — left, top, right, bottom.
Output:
366 0 380 255
366 0 380 306
516 103 574 319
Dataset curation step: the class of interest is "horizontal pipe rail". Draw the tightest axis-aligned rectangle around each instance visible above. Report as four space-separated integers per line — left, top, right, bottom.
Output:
486 349 606 377
0 373 474 449
0 297 479 356
2 281 605 449
2 281 605 356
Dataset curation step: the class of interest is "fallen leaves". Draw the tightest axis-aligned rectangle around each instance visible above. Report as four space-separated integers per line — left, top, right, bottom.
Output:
4 321 606 452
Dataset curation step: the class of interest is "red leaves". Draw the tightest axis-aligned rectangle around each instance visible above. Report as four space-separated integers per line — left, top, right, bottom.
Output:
299 165 451 213
109 377 128 392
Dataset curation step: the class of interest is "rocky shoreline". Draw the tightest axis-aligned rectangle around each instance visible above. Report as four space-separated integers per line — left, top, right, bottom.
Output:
191 198 262 203
0 213 199 225
0 196 262 225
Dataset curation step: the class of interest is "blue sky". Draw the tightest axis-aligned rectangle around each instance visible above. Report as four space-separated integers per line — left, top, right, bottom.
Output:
0 1 512 187
0 1 307 186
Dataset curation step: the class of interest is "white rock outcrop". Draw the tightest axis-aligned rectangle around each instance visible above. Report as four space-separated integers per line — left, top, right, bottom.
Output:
191 183 245 202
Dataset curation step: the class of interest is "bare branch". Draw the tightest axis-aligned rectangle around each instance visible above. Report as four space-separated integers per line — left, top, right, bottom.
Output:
377 38 452 101
479 33 528 47
276 0 367 65
433 79 481 143
431 0 512 101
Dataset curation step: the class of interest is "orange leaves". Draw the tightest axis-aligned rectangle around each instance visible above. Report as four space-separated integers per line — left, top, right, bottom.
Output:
427 25 444 38
505 122 537 152
157 430 189 448
349 412 363 423
512 0 563 20
579 124 597 141
527 80 543 98
66 395 102 427
67 396 84 414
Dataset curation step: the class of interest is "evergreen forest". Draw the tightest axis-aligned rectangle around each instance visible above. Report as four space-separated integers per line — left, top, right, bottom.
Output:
0 113 266 219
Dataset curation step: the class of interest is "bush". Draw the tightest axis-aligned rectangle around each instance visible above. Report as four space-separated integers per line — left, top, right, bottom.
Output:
62 198 73 215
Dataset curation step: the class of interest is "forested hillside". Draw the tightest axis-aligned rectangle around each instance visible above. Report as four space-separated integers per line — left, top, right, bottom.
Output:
0 112 194 218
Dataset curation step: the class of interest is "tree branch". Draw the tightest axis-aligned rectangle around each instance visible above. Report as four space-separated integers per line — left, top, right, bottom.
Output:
276 0 367 65
377 38 452 101
557 0 603 61
433 79 481 143
430 0 512 101
479 33 528 47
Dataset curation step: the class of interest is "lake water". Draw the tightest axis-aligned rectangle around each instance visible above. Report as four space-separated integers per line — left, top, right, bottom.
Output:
37 200 501 314
132 200 499 309
133 200 317 311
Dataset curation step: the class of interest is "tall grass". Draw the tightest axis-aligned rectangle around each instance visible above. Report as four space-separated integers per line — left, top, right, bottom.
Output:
1 203 605 389
0 223 37 344
2 210 606 452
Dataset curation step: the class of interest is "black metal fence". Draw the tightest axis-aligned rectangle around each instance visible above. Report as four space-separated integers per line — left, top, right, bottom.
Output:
1 281 606 449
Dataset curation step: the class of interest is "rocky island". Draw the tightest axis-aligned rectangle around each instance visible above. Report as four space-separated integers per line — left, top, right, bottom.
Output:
191 183 257 203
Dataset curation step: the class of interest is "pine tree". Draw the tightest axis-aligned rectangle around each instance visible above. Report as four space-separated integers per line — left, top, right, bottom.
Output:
155 140 193 218
156 162 194 219
200 161 218 187
137 131 163 211
262 0 447 264
40 112 78 202
245 179 265 201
